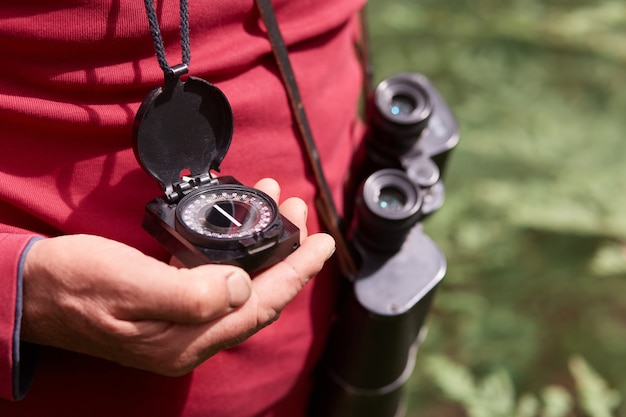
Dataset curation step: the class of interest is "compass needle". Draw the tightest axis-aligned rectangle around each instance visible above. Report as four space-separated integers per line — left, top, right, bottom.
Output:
214 204 243 227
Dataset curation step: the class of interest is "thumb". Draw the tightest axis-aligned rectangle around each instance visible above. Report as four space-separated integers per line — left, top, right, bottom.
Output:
125 261 253 323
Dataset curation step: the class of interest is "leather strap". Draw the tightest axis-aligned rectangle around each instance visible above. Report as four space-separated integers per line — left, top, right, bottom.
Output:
255 0 358 278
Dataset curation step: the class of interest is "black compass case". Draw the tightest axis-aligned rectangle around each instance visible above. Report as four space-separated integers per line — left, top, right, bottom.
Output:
133 76 300 272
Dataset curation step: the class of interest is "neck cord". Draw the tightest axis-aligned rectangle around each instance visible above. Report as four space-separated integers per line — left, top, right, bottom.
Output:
143 0 191 76
254 0 358 278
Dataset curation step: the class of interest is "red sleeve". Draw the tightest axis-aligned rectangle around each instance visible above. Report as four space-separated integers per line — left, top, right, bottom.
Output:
0 234 39 401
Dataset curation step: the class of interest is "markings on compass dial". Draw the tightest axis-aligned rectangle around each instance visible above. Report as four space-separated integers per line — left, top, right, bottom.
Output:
181 191 273 239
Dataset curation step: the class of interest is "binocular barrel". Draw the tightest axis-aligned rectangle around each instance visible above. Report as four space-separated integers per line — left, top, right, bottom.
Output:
310 73 459 417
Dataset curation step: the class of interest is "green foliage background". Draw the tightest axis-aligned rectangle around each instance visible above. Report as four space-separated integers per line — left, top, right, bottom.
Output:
365 0 626 415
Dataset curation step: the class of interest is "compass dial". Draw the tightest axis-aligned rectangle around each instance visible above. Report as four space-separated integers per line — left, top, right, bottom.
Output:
175 185 280 248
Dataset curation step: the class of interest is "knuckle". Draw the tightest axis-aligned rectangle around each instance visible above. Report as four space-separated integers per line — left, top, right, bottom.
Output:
99 314 139 338
178 273 229 321
275 261 308 296
155 360 196 377
259 310 281 328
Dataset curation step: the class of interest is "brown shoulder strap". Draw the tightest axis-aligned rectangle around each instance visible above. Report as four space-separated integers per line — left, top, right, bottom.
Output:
254 0 358 278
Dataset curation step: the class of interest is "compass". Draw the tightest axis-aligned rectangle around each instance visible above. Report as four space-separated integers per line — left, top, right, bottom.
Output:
132 74 300 271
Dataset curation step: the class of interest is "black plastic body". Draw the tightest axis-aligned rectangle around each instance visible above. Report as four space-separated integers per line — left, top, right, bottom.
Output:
310 228 445 417
133 76 234 196
310 73 459 417
142 175 300 272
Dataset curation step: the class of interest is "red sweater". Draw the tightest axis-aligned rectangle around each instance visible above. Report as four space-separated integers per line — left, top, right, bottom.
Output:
0 0 365 415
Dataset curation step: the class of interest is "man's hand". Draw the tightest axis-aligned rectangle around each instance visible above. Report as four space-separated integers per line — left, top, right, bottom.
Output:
20 179 335 376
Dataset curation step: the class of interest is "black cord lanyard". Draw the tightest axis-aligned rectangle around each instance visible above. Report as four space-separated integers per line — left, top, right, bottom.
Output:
143 0 191 78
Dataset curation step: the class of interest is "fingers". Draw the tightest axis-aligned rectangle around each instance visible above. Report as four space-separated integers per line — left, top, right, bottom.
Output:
253 177 280 202
136 232 335 372
174 231 335 366
254 177 309 241
279 197 309 241
251 232 335 317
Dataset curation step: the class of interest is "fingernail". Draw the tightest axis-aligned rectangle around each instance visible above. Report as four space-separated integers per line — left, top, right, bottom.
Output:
227 271 251 307
326 246 336 261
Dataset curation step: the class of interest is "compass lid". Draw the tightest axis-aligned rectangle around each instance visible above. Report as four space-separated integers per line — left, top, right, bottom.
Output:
132 76 234 190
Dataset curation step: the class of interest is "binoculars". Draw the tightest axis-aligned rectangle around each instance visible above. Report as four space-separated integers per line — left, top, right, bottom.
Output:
310 73 459 417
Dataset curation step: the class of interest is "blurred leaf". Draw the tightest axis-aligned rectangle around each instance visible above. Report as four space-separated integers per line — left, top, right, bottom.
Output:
589 241 626 276
478 370 517 417
569 356 622 417
540 386 573 417
516 394 540 417
423 354 477 403
424 355 518 417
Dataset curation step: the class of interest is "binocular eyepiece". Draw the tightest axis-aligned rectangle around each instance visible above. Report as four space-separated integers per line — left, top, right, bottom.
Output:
354 169 422 252
350 73 459 255
368 74 433 156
